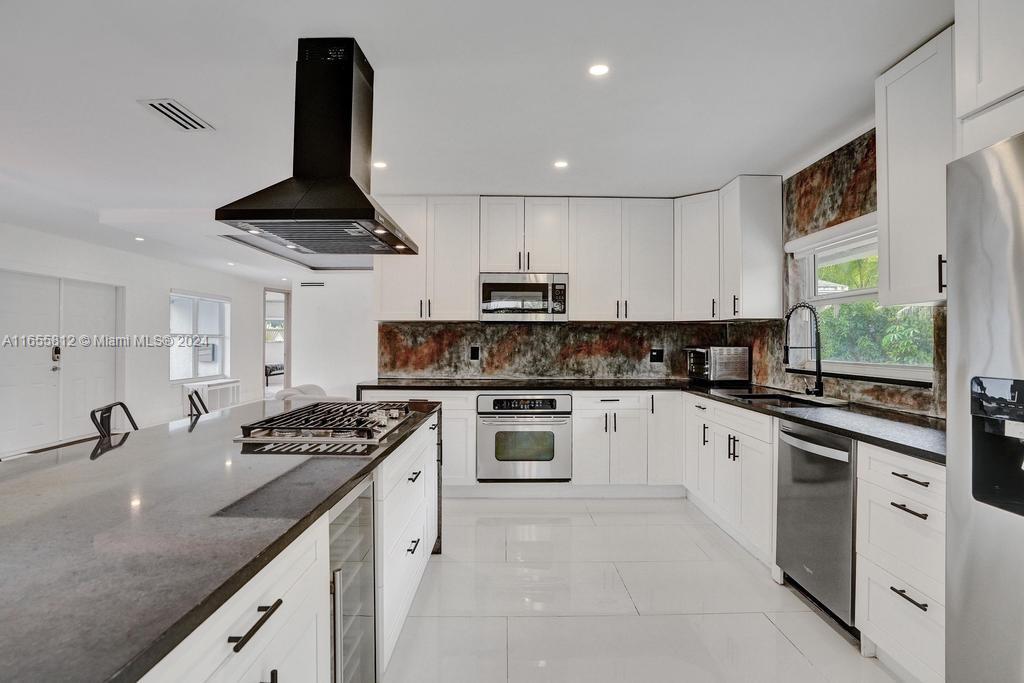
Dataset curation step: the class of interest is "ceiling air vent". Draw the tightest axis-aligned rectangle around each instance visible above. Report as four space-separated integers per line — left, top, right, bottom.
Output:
300 282 325 287
139 99 214 131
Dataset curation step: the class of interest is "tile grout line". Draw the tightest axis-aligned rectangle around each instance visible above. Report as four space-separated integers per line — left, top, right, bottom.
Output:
758 612 826 679
612 561 642 616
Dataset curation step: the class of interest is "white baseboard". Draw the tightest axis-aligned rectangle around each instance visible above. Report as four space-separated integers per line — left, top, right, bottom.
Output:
443 484 687 499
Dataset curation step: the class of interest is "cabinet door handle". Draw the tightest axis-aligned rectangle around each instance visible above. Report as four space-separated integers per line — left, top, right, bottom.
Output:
407 538 421 554
419 299 423 318
650 396 655 414
428 299 432 317
613 412 617 432
604 413 608 433
624 300 628 319
937 254 947 293
890 501 928 520
711 298 716 318
702 423 708 446
527 251 531 270
727 435 733 458
518 251 522 270
616 300 620 319
261 670 279 683
890 586 928 612
732 435 739 460
732 295 739 316
408 470 422 482
228 598 283 652
891 471 930 488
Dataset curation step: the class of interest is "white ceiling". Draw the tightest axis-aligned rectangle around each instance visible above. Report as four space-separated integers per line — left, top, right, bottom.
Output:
0 0 952 283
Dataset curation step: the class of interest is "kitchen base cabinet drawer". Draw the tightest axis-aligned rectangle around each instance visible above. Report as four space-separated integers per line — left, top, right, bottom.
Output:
377 416 437 500
856 556 944 683
142 518 329 683
857 442 946 511
686 393 773 442
857 479 945 600
572 392 645 411
380 446 431 556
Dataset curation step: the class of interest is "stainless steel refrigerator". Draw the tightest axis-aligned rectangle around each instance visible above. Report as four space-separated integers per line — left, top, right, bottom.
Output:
947 130 1024 681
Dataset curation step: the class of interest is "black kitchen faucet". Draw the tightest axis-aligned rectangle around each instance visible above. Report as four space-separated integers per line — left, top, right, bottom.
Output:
783 302 825 397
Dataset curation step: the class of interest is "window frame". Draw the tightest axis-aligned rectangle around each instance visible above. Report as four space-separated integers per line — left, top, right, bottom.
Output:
791 228 934 384
169 292 231 383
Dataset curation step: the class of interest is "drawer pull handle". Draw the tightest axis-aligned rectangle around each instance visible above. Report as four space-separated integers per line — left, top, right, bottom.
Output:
599 399 620 402
890 501 929 520
408 470 422 482
695 405 707 411
891 471 930 487
407 538 421 554
890 586 928 612
261 670 279 683
228 598 283 652
429 423 439 430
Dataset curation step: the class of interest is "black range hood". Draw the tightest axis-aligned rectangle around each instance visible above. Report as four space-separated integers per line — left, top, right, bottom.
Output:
216 38 417 269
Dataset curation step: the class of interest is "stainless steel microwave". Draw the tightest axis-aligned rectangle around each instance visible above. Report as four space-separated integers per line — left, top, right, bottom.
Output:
479 273 568 322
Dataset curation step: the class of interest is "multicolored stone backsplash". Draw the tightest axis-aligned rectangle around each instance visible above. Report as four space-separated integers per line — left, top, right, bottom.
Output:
377 316 947 418
378 322 726 379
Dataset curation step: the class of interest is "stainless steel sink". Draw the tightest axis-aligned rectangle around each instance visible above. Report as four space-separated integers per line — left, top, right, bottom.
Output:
727 393 845 408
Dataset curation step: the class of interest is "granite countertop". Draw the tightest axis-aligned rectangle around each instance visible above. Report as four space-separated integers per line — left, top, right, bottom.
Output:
690 387 946 464
359 377 945 464
0 399 437 683
358 377 693 392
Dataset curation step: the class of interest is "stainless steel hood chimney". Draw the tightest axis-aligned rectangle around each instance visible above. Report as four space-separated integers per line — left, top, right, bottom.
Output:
215 38 417 269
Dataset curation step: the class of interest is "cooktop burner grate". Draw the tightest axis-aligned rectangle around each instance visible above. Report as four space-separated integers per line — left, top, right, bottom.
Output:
236 401 414 454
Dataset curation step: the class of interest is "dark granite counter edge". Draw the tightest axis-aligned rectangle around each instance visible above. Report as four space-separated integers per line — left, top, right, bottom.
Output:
108 406 440 683
688 391 945 466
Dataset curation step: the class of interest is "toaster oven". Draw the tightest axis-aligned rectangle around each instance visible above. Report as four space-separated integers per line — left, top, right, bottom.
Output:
683 346 751 386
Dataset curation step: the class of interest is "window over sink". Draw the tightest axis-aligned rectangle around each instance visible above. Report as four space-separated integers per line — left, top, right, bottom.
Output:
791 227 935 383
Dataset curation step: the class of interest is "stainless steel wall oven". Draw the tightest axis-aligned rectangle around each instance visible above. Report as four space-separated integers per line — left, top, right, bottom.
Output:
476 394 572 481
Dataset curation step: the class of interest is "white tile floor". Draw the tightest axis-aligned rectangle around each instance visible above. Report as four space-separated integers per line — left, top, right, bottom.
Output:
384 498 900 683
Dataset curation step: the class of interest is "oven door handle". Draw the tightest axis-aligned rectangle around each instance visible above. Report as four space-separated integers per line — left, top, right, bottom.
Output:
479 418 571 427
779 430 849 462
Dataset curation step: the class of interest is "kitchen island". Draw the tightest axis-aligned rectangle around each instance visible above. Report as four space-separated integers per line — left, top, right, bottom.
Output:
0 398 439 682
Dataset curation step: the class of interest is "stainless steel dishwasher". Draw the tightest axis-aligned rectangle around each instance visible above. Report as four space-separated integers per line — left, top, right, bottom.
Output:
776 420 857 628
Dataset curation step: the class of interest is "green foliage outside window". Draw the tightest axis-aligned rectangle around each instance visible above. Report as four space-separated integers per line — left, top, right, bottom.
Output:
812 254 934 367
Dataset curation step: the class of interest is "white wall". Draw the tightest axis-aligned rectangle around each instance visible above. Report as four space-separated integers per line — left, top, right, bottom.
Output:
290 272 377 399
0 221 265 427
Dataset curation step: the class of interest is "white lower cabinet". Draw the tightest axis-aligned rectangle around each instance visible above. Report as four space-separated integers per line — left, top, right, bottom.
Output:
571 393 647 485
855 443 945 682
572 409 612 485
376 414 439 673
141 517 331 683
610 409 647 484
647 391 684 485
682 393 776 563
360 390 477 486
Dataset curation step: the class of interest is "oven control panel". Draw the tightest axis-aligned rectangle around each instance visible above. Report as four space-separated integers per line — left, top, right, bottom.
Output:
478 394 572 414
492 398 556 411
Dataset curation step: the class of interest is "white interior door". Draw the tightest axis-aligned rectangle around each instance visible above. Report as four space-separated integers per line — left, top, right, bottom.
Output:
60 279 117 439
0 270 61 453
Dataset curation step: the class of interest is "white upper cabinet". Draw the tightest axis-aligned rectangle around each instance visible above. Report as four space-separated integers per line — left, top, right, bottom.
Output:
674 192 721 321
426 196 480 320
717 175 783 320
375 196 429 321
876 28 955 306
569 197 624 321
375 195 480 321
621 198 674 321
479 196 525 272
955 1 1024 118
479 196 569 273
524 197 570 272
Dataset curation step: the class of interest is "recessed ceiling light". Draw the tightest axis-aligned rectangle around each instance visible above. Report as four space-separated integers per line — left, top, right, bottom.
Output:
395 245 407 250
286 244 298 249
588 64 610 76
373 161 388 169
553 160 569 169
247 229 260 234
134 236 145 241
227 262 236 266
281 277 288 281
